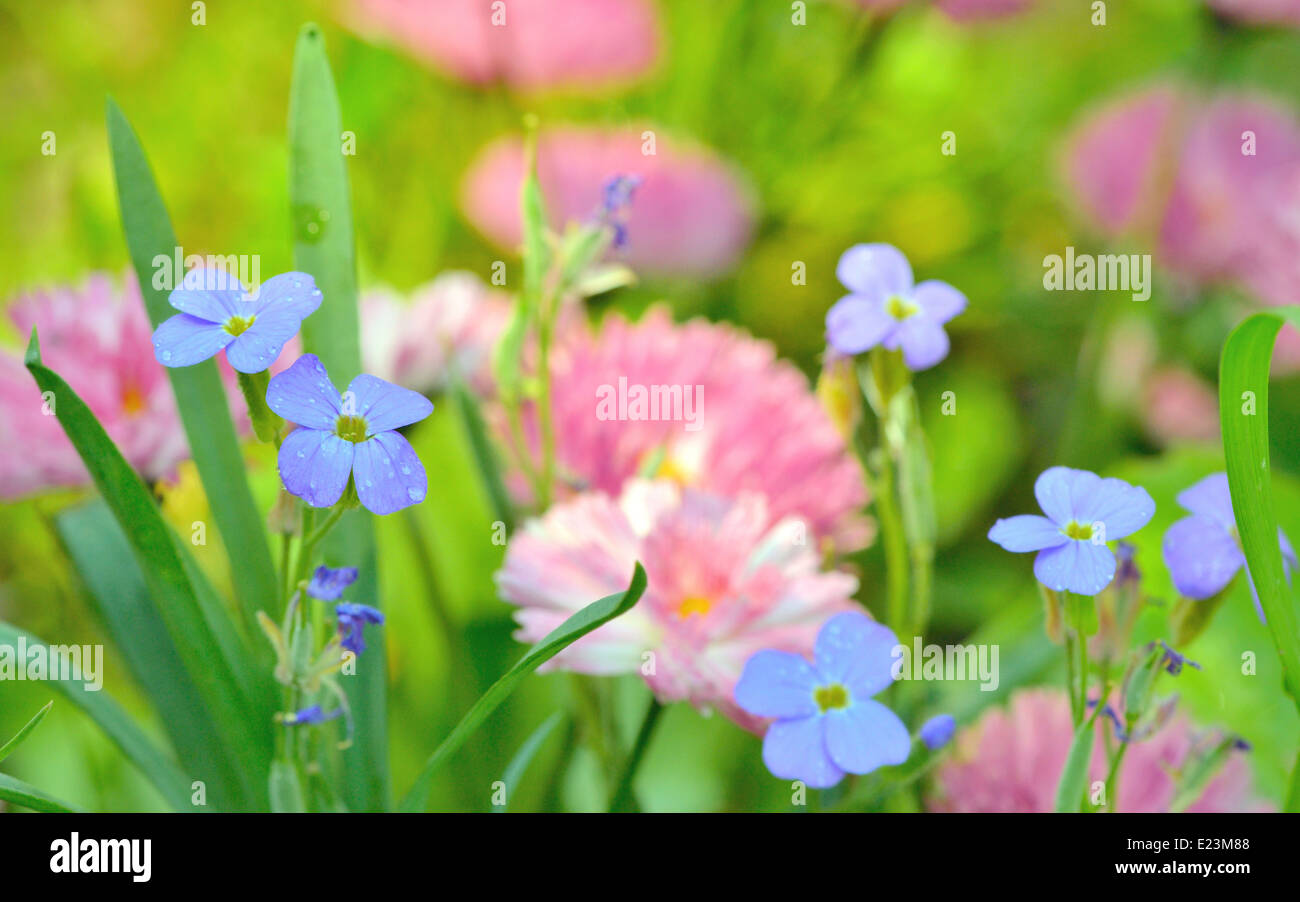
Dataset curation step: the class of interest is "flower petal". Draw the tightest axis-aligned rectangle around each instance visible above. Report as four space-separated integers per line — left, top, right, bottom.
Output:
1162 515 1243 600
813 611 899 698
825 295 896 355
1075 477 1155 540
734 649 819 719
249 271 323 320
912 279 967 323
836 243 913 297
988 514 1069 552
893 316 951 371
761 715 844 788
224 325 293 374
1175 473 1235 531
278 427 354 508
1034 466 1099 526
1033 540 1117 595
266 354 342 429
168 266 245 322
824 698 911 775
343 374 434 433
151 313 233 367
352 430 427 515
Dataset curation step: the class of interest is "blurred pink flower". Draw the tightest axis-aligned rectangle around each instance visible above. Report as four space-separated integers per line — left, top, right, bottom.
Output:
1207 0 1300 26
509 306 871 551
936 0 1033 21
461 127 756 277
361 272 510 396
1 275 190 498
1142 366 1220 445
348 0 659 91
1065 87 1300 311
928 689 1269 812
496 479 859 729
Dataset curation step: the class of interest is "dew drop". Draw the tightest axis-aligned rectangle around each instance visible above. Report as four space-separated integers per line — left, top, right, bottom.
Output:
407 486 425 502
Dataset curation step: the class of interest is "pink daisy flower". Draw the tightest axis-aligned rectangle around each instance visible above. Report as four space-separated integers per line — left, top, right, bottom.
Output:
461 126 756 278
361 272 511 396
928 689 1270 813
508 306 871 551
347 0 659 92
496 479 860 730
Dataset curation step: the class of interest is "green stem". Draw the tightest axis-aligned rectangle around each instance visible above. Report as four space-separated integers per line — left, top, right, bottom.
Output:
236 369 281 445
1105 740 1130 812
1286 751 1300 813
608 698 663 813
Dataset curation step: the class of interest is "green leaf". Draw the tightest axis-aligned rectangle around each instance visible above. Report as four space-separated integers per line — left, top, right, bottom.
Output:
25 335 271 808
451 378 515 531
0 772 83 813
1218 307 1300 713
269 759 307 813
397 563 648 812
289 22 386 811
495 712 564 812
0 701 52 764
55 501 260 809
1053 705 1100 813
0 621 193 810
106 97 279 637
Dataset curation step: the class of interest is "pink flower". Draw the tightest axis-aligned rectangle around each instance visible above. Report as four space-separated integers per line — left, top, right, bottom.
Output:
0 274 190 498
1141 366 1220 445
1207 0 1300 27
361 272 511 396
509 306 871 551
935 0 1033 21
928 689 1270 812
496 480 859 729
347 0 659 91
461 127 756 277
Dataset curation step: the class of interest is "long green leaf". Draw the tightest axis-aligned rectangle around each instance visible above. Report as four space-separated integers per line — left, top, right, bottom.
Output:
1053 706 1099 813
56 501 254 809
106 97 279 637
496 712 564 812
25 332 270 808
397 563 648 812
0 701 52 764
451 379 515 531
288 22 386 811
1219 308 1300 713
0 621 192 810
0 772 83 813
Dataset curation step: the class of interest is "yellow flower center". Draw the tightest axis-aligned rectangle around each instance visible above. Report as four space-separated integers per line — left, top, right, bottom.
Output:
814 683 850 712
335 415 369 443
1064 520 1093 541
225 314 256 336
886 295 919 320
674 595 712 620
121 384 146 416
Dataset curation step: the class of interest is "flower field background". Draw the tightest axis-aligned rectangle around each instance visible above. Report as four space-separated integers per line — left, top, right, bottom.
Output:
1 0 1298 812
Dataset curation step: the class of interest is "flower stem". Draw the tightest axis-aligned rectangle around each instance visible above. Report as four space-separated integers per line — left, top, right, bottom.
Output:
236 369 281 445
608 697 663 813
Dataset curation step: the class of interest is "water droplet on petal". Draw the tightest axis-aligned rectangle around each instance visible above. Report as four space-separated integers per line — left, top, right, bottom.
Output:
407 486 425 502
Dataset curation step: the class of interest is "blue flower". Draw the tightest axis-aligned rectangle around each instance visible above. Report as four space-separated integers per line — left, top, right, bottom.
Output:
734 612 910 788
1154 640 1201 677
825 243 967 370
267 354 433 514
283 704 341 726
595 174 641 248
151 267 322 373
1161 472 1296 619
336 602 385 655
919 714 956 751
307 565 358 601
988 466 1155 596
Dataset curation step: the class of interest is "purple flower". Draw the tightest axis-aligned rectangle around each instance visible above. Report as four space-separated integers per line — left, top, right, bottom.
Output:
596 174 641 248
1161 472 1296 618
307 565 358 601
152 267 322 373
283 704 341 726
267 354 433 514
919 714 956 751
824 243 967 370
988 467 1156 596
1154 640 1201 677
734 612 910 789
336 602 385 655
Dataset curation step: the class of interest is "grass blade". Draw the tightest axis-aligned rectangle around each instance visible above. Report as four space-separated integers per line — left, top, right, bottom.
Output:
397 563 647 812
0 621 193 810
25 332 271 808
1219 308 1300 714
451 378 515 531
0 701 53 765
106 98 279 637
289 22 386 810
495 712 564 812
0 772 83 813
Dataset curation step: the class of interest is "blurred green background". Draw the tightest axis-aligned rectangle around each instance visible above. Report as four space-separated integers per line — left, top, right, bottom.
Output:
1 0 1298 811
